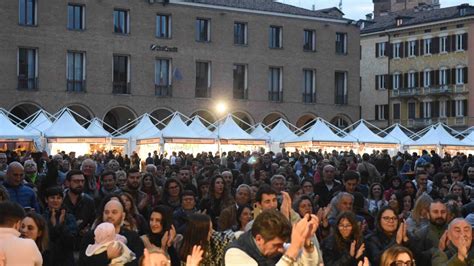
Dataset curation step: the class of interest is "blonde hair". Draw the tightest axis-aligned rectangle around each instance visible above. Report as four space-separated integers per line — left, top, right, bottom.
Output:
380 245 415 266
411 192 432 224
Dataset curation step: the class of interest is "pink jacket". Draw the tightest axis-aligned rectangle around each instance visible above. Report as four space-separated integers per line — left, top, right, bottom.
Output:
0 227 42 266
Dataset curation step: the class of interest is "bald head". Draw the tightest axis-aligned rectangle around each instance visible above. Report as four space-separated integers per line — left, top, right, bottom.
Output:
6 162 24 186
103 200 125 229
448 218 472 250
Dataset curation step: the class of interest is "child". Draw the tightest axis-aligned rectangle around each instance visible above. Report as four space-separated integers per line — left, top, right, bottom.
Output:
85 222 136 265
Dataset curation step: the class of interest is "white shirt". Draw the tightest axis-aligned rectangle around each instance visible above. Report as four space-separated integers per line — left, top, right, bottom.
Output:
0 227 42 266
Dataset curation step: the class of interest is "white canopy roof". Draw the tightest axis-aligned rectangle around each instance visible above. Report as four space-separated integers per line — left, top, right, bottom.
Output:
346 121 393 144
405 125 467 146
384 125 411 144
119 114 161 139
288 119 350 143
268 120 298 142
189 117 216 138
250 124 270 140
44 110 93 138
462 129 474 145
0 112 35 139
161 114 202 139
87 118 111 137
24 111 52 135
215 115 255 140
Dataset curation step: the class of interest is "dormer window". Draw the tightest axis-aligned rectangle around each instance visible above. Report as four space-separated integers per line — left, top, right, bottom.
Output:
459 8 466 16
396 18 403 26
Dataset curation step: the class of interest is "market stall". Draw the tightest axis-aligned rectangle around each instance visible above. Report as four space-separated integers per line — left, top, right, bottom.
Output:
214 115 266 153
116 114 162 158
344 120 398 154
0 111 36 152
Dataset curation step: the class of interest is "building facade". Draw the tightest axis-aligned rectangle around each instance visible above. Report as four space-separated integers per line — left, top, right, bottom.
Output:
373 0 439 17
360 3 474 130
0 0 360 132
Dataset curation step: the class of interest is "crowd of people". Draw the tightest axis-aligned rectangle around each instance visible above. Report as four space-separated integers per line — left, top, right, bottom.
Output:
1 148 474 265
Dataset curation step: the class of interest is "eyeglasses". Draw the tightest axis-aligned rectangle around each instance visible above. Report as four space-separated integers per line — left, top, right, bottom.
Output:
390 260 415 266
338 224 353 229
382 216 398 222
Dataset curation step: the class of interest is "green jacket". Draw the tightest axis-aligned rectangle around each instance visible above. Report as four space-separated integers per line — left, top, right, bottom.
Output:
432 243 474 266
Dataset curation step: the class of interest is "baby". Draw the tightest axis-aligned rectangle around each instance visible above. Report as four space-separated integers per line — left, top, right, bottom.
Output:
86 222 136 266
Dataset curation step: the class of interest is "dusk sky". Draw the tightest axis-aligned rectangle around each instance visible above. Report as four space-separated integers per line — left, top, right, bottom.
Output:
281 0 469 20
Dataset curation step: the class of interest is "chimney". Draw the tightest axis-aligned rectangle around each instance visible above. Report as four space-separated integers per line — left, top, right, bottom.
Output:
312 4 315 11
365 13 373 20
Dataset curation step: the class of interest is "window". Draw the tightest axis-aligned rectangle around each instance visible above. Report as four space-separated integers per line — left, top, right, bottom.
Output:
396 18 403 26
18 48 37 90
68 4 84 30
155 59 171 97
268 67 282 101
156 15 171 38
303 30 316 51
113 55 130 94
423 70 431 87
408 102 416 119
376 75 387 90
336 33 347 54
423 38 432 55
393 43 401 58
439 100 447 117
439 68 447 85
113 9 129 34
303 69 316 103
455 100 464 117
376 42 386 57
439 36 447 53
195 62 210 98
269 26 282 48
234 22 247 45
335 71 347 104
393 73 401 90
408 71 416 88
423 102 432 118
393 103 401 120
233 64 247 99
19 0 36 26
196 19 210 42
455 33 466 51
375 105 388 120
67 52 85 92
408 40 416 57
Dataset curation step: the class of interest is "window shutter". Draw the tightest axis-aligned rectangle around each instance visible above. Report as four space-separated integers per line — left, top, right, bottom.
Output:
420 103 424 118
451 68 456 85
434 70 439 85
414 41 419 56
384 75 390 90
419 39 424 56
386 42 391 57
446 69 451 85
464 67 468 84
452 35 457 50
463 33 468 50
432 37 439 54
420 72 424 87
400 42 404 58
446 101 451 117
404 73 408 88
375 43 379 57
446 35 451 52
463 100 468 116
451 100 456 117
430 70 435 86
384 105 389 120
414 72 419 87
433 101 439 118
375 105 379 120
404 42 408 57
375 75 379 90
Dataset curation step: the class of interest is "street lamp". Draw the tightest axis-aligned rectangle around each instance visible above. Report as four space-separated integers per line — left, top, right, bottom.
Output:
215 101 227 155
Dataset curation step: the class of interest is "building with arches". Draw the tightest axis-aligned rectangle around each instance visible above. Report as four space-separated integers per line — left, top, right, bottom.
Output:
1 0 360 132
360 3 473 130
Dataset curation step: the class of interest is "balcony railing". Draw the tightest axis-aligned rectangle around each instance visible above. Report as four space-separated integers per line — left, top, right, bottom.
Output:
67 80 86 92
195 87 210 98
17 77 38 90
455 117 466 125
113 82 131 94
233 89 248 100
302 93 316 103
268 91 283 102
402 117 462 128
391 84 468 98
155 85 172 97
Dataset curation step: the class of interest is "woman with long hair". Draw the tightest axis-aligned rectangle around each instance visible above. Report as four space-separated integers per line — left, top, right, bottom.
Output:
120 192 149 235
139 173 162 212
365 206 415 266
380 245 415 266
398 192 414 220
199 175 235 230
20 212 49 254
232 205 253 232
161 178 183 211
405 192 432 234
368 182 387 216
177 213 234 266
433 172 451 198
449 181 470 205
321 211 365 266
141 205 179 265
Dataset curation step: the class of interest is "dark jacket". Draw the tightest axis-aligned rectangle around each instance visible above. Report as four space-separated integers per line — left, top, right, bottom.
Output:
314 181 342 207
78 227 144 266
3 182 40 211
321 235 363 266
42 209 77 266
63 191 96 250
365 229 416 266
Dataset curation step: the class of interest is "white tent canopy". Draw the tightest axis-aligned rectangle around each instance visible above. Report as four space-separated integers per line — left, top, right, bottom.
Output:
405 124 468 146
462 129 474 145
287 119 349 143
189 116 216 138
0 111 35 139
43 110 93 138
384 124 412 144
268 119 298 142
161 113 201 139
119 114 161 140
87 118 111 137
250 124 270 140
24 110 52 135
346 120 394 144
215 115 256 140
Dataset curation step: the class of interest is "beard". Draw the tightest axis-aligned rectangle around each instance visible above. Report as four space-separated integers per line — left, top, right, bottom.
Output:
431 218 446 227
70 186 84 195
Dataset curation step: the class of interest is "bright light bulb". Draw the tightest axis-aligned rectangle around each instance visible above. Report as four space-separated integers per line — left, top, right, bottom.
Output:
216 102 227 114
